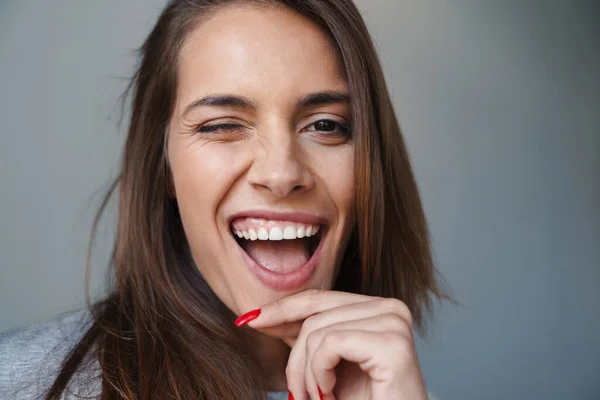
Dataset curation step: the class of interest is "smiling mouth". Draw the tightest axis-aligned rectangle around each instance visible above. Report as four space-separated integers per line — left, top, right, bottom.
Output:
231 221 324 275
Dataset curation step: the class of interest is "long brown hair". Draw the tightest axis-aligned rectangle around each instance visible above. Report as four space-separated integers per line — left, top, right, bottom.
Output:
47 1 445 399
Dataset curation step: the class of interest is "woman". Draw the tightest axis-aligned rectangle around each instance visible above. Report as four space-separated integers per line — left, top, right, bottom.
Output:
0 0 445 399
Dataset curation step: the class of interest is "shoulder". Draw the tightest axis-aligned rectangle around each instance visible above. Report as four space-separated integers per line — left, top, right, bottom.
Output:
0 309 100 399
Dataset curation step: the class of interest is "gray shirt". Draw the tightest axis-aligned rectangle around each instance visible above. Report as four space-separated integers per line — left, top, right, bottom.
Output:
0 311 438 399
0 310 287 399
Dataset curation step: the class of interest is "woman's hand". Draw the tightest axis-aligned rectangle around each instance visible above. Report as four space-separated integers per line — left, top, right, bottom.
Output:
242 290 428 400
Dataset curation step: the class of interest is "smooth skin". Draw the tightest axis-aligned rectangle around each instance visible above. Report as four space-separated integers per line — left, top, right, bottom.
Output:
167 3 427 398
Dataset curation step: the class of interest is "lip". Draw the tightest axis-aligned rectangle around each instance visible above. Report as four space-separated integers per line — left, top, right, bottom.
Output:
233 229 326 291
227 210 328 226
228 210 328 291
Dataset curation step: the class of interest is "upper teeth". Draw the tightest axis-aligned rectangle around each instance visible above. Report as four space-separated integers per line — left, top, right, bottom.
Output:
233 223 320 241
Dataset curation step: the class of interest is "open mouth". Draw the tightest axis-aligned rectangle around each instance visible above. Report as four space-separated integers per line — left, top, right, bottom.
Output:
230 219 324 275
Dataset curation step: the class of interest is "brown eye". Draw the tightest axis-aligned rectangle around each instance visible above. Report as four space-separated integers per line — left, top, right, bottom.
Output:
305 119 350 136
314 120 336 131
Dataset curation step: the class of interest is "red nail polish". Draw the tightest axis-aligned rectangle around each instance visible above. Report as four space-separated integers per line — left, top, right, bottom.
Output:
234 308 261 327
318 386 324 400
287 391 295 400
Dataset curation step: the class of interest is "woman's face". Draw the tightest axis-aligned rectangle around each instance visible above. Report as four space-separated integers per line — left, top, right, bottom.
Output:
168 4 355 314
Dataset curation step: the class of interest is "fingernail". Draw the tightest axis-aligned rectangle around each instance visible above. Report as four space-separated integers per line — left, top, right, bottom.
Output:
287 391 295 400
234 308 261 327
318 386 324 400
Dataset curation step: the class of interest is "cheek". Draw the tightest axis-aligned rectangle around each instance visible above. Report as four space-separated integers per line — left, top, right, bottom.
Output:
319 145 355 217
167 138 245 268
167 139 246 296
168 139 242 214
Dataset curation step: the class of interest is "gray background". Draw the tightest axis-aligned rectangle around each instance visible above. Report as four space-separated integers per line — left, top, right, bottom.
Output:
1 1 598 399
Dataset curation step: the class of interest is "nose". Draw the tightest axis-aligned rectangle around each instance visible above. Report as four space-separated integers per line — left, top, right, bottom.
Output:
246 134 314 198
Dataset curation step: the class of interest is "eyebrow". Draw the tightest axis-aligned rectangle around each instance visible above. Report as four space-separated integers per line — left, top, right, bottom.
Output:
297 91 350 108
182 95 257 117
181 90 350 118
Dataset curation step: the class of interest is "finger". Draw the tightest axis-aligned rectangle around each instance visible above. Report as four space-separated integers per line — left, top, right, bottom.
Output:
282 299 394 400
286 356 309 400
285 302 412 399
294 298 413 339
254 297 411 344
247 289 377 328
304 315 412 397
311 329 420 397
304 330 323 400
310 329 372 396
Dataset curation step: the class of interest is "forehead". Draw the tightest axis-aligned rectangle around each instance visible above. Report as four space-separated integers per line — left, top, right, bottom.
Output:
175 4 347 112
